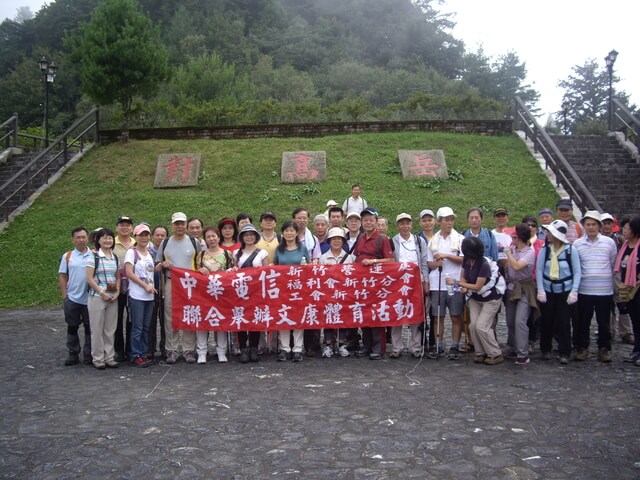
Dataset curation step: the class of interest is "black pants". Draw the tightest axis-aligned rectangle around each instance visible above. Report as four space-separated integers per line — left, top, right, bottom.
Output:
63 297 91 360
115 291 131 359
362 327 384 355
238 331 260 349
577 294 613 350
304 329 321 352
147 293 165 356
540 291 571 356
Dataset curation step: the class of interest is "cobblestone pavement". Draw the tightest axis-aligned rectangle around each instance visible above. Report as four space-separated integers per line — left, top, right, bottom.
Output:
1 307 639 480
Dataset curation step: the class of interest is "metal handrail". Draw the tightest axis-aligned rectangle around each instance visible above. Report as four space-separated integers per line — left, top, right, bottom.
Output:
0 108 99 221
0 113 18 148
514 96 602 213
612 97 640 150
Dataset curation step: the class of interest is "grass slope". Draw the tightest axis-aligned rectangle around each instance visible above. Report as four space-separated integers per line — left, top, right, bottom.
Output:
0 131 557 307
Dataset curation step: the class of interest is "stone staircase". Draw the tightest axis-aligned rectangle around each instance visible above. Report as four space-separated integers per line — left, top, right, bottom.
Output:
0 151 52 222
549 134 640 219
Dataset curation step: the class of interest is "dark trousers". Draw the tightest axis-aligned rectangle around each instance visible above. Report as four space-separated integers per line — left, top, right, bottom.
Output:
115 291 131 359
362 327 384 355
148 293 166 357
238 331 260 349
577 294 613 350
63 297 91 360
628 293 640 354
303 329 321 352
540 291 571 356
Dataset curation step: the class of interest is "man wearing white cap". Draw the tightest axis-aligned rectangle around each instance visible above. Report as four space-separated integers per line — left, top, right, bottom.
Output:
573 211 618 362
155 212 201 364
390 213 430 358
418 209 436 246
426 207 465 360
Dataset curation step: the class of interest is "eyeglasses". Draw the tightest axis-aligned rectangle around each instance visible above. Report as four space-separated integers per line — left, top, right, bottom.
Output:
527 223 537 227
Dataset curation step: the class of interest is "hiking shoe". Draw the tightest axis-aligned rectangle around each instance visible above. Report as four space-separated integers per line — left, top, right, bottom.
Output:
356 349 372 358
528 341 536 354
240 348 250 364
83 357 93 365
448 347 460 360
474 355 487 364
249 348 259 362
305 349 318 358
165 351 178 364
197 353 207 364
427 346 444 359
624 352 640 363
411 351 422 358
217 352 228 363
64 354 79 366
134 356 150 368
322 345 334 358
389 351 401 359
597 348 612 363
484 355 504 365
635 358 640 367
515 356 531 365
184 351 197 363
369 353 383 360
93 361 106 370
505 351 518 359
277 351 289 362
559 356 570 365
575 349 590 361
621 333 635 345
540 351 551 361
338 345 350 357
292 352 303 362
105 359 119 368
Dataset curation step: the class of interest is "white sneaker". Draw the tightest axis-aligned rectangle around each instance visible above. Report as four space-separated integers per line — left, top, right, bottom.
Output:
322 345 333 358
338 345 350 357
217 352 228 363
197 353 207 364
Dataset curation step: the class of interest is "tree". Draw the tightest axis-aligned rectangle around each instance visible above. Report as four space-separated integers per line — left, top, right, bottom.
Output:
73 0 168 137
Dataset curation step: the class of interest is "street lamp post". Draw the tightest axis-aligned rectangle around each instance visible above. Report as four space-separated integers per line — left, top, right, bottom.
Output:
38 56 57 148
604 49 618 131
562 101 569 135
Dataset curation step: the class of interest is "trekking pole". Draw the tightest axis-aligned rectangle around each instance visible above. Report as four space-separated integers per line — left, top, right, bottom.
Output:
436 265 442 361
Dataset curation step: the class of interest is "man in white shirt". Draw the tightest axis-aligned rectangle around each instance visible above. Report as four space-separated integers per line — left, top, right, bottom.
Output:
341 183 368 216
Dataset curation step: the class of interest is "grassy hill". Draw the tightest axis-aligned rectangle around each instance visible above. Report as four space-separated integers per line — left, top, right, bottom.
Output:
0 131 557 307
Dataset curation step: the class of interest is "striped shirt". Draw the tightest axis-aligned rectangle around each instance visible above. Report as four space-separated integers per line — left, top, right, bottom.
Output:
573 234 617 295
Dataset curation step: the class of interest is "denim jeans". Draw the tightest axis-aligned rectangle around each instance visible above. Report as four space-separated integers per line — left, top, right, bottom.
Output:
128 296 153 360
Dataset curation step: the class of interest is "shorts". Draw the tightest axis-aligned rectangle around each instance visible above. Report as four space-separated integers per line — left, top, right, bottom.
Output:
430 291 464 317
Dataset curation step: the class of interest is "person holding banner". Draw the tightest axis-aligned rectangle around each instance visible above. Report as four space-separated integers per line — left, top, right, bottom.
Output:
353 207 394 360
218 217 241 253
235 224 269 363
196 226 234 364
319 227 356 358
390 213 430 358
274 221 311 362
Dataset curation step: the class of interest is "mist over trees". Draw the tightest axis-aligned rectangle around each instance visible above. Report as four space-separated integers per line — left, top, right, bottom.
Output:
1 0 539 133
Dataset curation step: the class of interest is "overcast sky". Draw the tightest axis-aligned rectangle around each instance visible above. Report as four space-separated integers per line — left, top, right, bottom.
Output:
2 0 638 121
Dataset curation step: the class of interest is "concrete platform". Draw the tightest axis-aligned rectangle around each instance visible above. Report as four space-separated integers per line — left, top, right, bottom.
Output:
1 307 638 479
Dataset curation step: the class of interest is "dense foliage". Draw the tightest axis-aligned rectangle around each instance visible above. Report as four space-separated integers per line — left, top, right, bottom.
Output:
0 0 539 133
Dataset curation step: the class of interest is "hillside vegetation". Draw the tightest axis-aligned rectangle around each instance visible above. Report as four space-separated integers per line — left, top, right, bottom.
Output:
0 131 557 307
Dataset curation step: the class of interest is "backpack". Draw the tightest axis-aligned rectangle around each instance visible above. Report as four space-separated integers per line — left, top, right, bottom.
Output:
542 244 574 292
476 256 506 297
161 236 199 269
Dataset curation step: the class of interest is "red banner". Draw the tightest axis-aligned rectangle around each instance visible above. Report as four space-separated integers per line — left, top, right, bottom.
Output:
171 262 425 331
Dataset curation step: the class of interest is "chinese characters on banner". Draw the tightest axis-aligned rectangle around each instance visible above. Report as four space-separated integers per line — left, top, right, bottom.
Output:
171 262 425 331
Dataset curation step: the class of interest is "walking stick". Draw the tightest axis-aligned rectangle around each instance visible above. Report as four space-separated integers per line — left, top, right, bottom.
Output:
436 265 442 361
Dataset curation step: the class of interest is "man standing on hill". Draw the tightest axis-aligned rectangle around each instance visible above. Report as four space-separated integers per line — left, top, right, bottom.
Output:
354 207 394 359
256 211 280 265
113 215 135 362
342 183 368 216
427 207 465 360
156 212 201 364
58 227 93 366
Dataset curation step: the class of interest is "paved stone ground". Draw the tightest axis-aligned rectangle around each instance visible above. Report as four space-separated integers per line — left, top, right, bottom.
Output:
1 307 639 480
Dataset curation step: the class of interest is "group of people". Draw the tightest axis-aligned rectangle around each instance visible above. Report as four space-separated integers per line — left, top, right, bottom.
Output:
58 185 640 370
